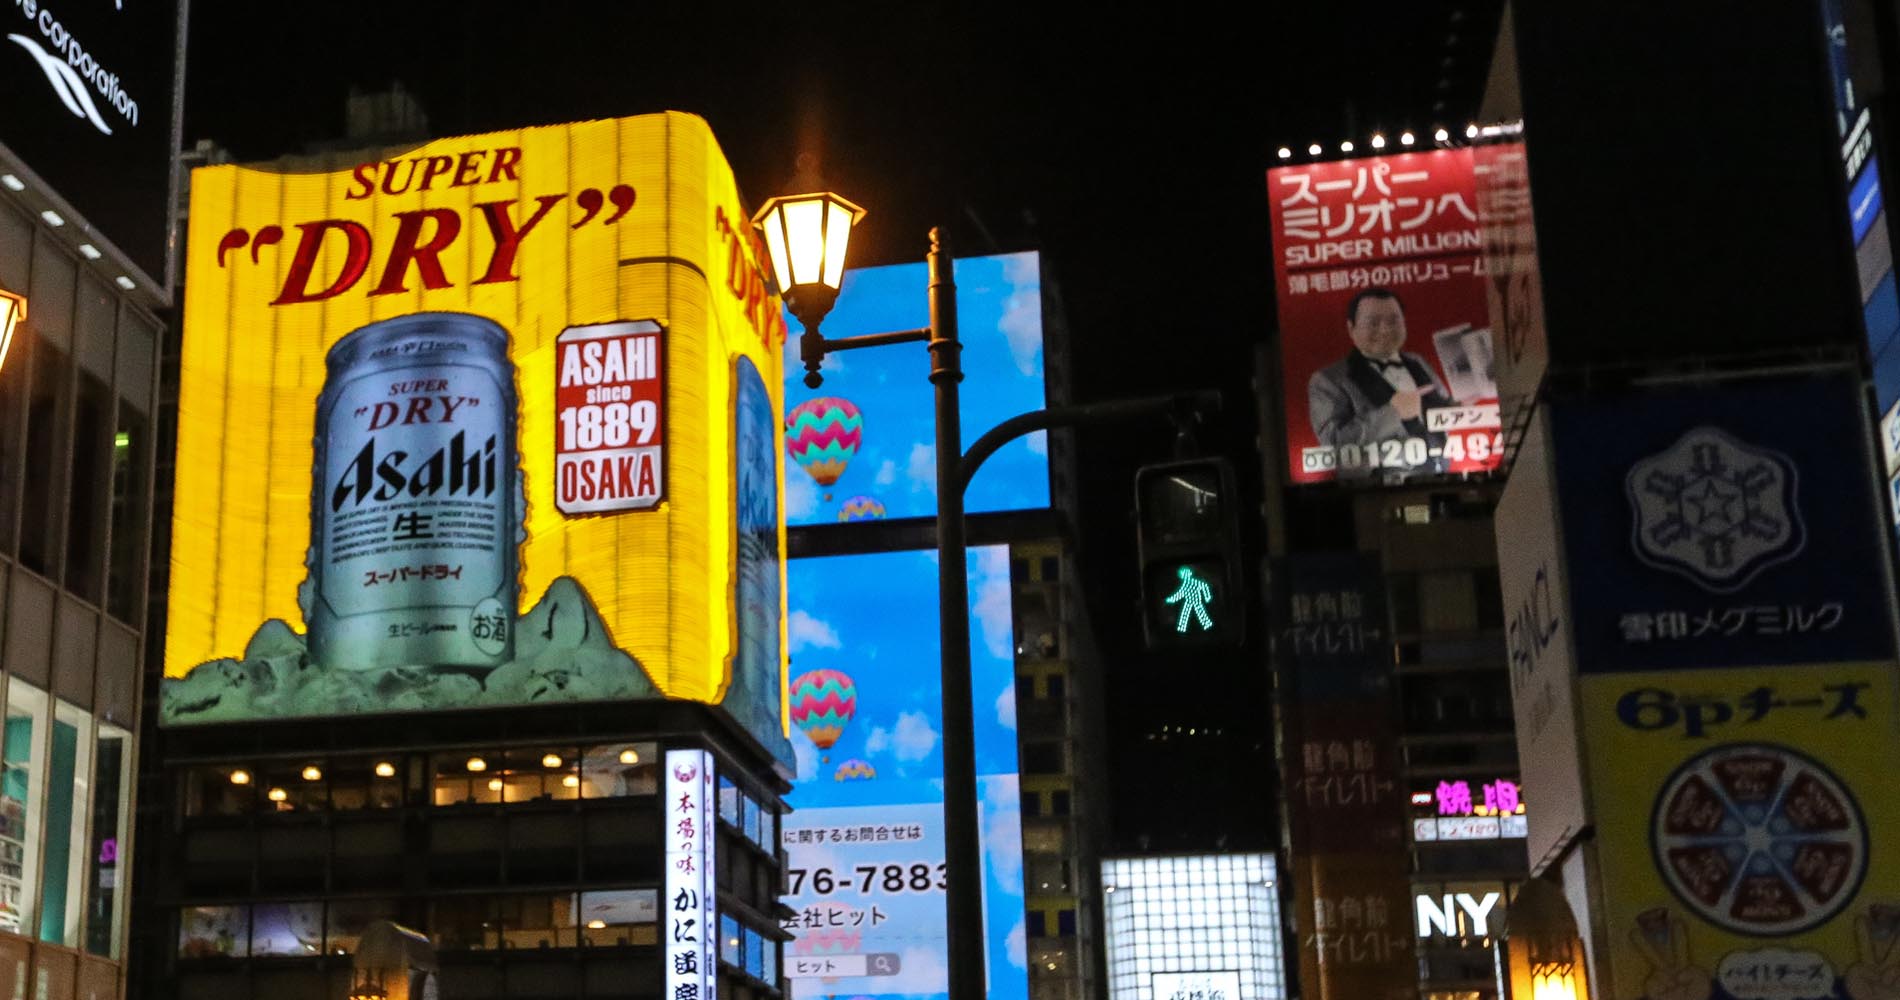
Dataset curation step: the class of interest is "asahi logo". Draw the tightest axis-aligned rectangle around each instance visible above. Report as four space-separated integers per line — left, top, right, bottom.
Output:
330 430 498 512
7 0 141 136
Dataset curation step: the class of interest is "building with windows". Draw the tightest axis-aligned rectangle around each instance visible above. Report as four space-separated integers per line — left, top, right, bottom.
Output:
1350 485 1525 1000
0 160 164 999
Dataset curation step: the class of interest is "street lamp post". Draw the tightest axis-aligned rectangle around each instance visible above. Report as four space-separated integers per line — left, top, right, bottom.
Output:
753 194 986 999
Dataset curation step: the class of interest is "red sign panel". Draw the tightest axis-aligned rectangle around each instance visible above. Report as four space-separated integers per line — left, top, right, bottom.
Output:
555 319 665 514
1268 149 1504 485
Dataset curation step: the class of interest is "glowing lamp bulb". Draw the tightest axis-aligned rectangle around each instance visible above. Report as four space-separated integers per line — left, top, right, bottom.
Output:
374 762 396 778
267 787 288 802
229 769 252 786
542 753 563 769
487 778 503 792
1307 143 1322 155
1400 131 1416 145
1434 127 1450 142
563 774 580 789
1370 134 1386 149
619 748 640 765
1276 146 1292 159
466 757 487 772
301 766 322 782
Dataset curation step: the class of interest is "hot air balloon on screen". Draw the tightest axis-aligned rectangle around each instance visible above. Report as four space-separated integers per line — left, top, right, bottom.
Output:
790 669 857 759
837 496 886 522
786 397 862 492
833 759 876 781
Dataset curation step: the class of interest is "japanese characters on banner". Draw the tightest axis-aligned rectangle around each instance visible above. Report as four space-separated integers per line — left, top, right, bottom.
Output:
1547 373 1895 674
1473 140 1549 448
666 749 716 1000
1409 777 1526 843
1581 663 1900 1000
1268 148 1515 485
1489 370 1900 1000
1273 553 1414 1000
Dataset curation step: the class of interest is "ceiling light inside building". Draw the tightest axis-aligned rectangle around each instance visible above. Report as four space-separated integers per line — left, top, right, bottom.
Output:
542 753 563 769
0 174 22 191
267 787 287 802
40 210 63 227
301 766 322 781
1370 134 1386 149
77 243 100 260
1339 140 1354 153
1276 147 1291 159
466 757 487 772
1307 143 1322 156
229 769 252 786
1434 127 1450 142
1400 131 1416 146
619 748 640 765
114 275 135 290
374 762 396 778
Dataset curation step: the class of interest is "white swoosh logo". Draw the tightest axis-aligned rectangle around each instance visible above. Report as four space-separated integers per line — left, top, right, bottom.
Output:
7 33 111 135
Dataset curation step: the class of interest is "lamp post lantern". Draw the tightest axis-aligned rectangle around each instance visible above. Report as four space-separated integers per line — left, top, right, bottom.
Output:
755 193 985 1000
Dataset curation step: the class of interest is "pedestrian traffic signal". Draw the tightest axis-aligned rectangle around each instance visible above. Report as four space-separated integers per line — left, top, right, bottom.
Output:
1135 458 1243 648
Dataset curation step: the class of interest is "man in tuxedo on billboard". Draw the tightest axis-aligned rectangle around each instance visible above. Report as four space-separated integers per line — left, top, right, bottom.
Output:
1307 287 1452 474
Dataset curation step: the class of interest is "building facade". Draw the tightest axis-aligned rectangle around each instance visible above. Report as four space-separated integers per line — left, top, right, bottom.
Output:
0 172 163 999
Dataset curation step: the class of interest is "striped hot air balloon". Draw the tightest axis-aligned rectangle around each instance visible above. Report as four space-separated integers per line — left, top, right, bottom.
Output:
789 669 857 755
833 759 876 781
837 495 886 522
785 397 862 488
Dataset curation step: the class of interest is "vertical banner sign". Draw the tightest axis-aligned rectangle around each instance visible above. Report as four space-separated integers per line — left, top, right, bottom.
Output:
667 749 716 1000
1268 148 1515 485
555 319 667 514
1274 553 1414 1000
1526 373 1900 1000
1473 140 1549 448
1494 409 1587 873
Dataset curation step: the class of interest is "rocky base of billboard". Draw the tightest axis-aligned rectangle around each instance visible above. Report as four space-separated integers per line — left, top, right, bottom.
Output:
162 575 657 724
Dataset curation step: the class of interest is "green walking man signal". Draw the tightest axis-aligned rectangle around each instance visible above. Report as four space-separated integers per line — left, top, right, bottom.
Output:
1134 458 1243 649
1165 566 1214 633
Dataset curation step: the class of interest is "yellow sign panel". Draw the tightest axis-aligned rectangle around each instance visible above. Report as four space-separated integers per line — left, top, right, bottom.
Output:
163 113 789 753
1581 664 1900 1000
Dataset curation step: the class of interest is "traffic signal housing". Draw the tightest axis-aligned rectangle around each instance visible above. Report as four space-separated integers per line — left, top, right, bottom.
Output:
1135 458 1243 649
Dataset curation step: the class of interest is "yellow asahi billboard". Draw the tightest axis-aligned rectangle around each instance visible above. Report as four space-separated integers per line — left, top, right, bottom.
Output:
161 112 791 760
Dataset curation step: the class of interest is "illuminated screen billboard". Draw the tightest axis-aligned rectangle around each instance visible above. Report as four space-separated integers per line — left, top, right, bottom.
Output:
781 548 1026 1000
1269 148 1512 486
781 252 1048 525
0 0 181 288
159 113 792 763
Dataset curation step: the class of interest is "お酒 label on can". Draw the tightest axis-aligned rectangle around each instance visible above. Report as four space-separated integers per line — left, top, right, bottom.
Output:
307 313 520 671
555 319 665 515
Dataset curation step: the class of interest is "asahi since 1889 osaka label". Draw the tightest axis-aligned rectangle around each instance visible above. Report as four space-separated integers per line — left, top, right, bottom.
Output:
307 313 520 672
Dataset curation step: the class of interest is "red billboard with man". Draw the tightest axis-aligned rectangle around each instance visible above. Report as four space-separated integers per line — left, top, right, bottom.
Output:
1269 147 1512 485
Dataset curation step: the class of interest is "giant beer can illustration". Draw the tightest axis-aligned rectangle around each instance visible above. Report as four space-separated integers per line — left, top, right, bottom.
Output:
306 312 520 671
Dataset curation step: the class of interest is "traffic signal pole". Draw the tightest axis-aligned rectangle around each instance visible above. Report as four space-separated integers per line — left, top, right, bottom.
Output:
793 228 1221 999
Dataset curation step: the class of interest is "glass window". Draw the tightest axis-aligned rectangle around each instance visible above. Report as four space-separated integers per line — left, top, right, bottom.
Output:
41 700 91 945
1388 573 1421 634
251 902 323 956
719 775 740 826
260 762 328 813
325 899 396 956
578 889 656 946
18 333 70 576
750 796 771 849
1022 791 1041 819
580 743 657 799
1022 743 1063 775
492 893 577 949
1051 791 1071 816
1046 674 1066 701
720 914 741 967
1421 571 1479 633
1 680 48 936
745 926 765 979
64 368 111 602
84 722 130 957
1057 909 1077 936
184 765 256 817
429 897 491 951
106 401 149 622
501 747 579 803
329 756 403 811
432 752 499 806
178 905 248 958
1026 910 1046 938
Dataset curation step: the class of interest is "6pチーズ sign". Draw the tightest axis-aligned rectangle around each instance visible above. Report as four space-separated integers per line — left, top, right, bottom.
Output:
555 320 665 514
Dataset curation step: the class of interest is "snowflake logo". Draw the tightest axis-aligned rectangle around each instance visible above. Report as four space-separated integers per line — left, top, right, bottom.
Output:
1625 426 1804 593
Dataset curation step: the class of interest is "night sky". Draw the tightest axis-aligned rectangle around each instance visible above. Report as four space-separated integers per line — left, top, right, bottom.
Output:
182 1 1503 850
